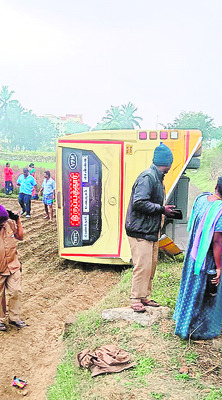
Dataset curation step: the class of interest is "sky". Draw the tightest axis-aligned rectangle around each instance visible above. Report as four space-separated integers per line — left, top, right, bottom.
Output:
0 0 222 129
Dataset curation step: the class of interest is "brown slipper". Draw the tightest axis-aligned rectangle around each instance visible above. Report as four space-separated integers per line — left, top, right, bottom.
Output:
131 303 146 313
141 299 160 307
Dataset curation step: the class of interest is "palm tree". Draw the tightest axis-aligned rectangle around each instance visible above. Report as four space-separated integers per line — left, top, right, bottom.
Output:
120 102 143 128
97 103 143 130
0 86 20 117
101 106 122 129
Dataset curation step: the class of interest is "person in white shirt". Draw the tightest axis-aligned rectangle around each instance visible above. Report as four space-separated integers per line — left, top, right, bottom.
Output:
39 171 55 222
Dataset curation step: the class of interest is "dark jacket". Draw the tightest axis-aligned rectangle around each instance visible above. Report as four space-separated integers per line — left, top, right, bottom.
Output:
125 164 165 242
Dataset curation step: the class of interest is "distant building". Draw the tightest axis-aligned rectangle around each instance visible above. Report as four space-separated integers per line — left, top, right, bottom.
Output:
44 114 83 135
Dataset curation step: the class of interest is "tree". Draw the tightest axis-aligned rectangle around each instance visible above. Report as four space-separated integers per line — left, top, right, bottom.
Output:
95 102 143 130
120 102 143 129
0 86 20 117
101 106 122 129
65 121 91 134
163 111 219 142
0 85 57 151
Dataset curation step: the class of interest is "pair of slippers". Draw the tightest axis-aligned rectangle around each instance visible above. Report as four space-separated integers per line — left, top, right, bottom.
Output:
131 299 160 313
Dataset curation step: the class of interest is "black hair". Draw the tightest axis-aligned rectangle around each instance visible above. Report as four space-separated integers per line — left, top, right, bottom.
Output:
6 162 10 167
45 170 50 177
217 176 222 197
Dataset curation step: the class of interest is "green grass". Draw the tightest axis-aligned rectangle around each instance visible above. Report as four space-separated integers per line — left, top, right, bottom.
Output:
204 388 222 400
187 142 222 192
174 373 191 382
47 352 94 400
0 159 55 169
150 393 165 399
48 257 221 400
133 356 156 376
0 150 55 157
184 351 199 364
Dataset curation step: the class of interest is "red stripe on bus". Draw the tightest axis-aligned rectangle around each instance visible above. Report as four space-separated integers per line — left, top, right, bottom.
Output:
60 139 124 258
118 142 124 256
61 253 120 257
58 139 123 145
186 130 190 161
159 241 173 249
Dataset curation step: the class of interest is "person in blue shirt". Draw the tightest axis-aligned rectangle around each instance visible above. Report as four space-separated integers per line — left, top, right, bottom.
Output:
17 168 37 218
39 171 55 221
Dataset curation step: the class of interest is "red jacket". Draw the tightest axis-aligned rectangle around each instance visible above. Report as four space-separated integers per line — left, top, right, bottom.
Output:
4 167 13 181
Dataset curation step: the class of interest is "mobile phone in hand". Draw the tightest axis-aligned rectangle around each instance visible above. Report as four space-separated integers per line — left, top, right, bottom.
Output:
7 210 19 222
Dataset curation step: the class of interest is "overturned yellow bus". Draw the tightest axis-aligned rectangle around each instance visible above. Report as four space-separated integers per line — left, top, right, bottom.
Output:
56 129 202 264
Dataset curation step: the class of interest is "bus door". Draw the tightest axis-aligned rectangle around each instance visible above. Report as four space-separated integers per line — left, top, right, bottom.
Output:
57 140 124 260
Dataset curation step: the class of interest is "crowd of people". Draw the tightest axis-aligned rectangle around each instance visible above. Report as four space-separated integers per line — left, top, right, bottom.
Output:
3 162 55 220
0 148 221 342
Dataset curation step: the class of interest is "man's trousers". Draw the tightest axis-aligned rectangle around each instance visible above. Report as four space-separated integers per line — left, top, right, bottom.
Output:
0 270 22 323
128 237 159 300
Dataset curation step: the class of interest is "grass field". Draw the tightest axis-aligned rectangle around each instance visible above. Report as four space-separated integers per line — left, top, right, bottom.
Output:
47 258 222 400
0 159 56 169
187 142 222 193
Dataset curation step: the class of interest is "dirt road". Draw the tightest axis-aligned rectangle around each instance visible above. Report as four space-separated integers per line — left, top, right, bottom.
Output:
0 198 120 400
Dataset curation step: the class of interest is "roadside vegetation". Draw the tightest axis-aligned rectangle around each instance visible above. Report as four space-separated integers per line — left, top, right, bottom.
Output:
187 141 222 193
47 258 222 400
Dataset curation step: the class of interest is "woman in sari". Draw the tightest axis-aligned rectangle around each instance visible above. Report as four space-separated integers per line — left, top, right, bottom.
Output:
174 177 222 340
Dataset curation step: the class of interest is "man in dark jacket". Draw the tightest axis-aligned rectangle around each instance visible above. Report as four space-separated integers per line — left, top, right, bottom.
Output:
125 143 175 312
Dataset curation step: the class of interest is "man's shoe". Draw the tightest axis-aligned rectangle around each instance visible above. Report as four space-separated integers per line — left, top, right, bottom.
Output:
26 214 31 218
20 211 25 215
0 322 7 331
141 299 160 307
9 320 27 329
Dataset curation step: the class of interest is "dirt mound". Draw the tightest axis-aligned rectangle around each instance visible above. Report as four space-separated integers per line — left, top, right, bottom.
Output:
0 197 120 400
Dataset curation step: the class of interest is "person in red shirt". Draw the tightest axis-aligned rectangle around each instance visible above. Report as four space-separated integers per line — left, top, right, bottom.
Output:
4 162 14 195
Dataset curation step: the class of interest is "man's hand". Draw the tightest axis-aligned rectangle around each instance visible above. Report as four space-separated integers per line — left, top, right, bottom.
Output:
164 205 176 217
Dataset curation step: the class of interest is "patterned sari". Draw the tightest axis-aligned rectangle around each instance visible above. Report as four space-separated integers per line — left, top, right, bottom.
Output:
174 193 222 340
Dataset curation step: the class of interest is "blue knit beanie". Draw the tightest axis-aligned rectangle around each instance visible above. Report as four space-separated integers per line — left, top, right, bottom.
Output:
153 143 173 166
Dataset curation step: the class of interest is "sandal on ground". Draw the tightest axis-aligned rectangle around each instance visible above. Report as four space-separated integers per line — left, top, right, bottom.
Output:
0 322 7 331
131 303 146 313
9 320 27 329
141 299 160 307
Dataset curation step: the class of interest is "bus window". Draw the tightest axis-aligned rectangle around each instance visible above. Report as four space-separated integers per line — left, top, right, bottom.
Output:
62 148 102 247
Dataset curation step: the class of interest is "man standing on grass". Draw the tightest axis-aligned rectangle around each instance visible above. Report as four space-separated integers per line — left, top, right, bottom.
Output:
17 168 37 218
39 171 55 221
125 143 175 312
